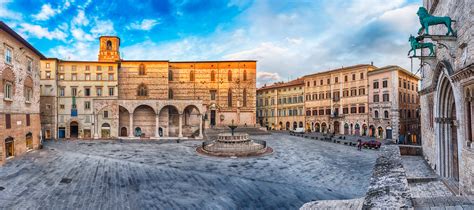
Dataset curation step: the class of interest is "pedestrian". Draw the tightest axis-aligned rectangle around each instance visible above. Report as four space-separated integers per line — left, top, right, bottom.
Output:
357 139 362 151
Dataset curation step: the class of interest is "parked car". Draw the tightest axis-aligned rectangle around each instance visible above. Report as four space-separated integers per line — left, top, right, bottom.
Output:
362 140 382 149
290 127 305 134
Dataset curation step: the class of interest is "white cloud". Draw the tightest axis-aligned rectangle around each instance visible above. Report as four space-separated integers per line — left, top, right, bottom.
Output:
32 4 57 21
49 41 98 60
18 23 67 41
90 20 115 35
127 19 160 31
0 0 22 19
71 27 94 41
73 10 89 26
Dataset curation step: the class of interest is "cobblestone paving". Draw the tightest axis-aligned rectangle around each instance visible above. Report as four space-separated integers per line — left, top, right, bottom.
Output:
0 134 379 209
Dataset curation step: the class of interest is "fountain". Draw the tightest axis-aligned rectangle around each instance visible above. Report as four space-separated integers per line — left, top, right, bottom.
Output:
197 120 272 157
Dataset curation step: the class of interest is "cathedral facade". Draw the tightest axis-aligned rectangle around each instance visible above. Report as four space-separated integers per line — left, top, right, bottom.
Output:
40 36 256 140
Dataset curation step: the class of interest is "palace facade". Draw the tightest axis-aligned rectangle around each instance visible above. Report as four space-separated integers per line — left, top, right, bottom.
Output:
40 36 257 140
257 64 420 143
0 22 45 165
419 0 474 195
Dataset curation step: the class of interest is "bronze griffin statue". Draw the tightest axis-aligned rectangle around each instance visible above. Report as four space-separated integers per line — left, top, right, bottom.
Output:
417 7 456 36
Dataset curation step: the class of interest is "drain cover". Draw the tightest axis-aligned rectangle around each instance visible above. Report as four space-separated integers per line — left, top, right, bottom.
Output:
60 178 72 184
0 186 4 191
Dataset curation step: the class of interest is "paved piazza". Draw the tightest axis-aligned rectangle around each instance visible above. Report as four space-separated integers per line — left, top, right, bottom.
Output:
0 134 379 209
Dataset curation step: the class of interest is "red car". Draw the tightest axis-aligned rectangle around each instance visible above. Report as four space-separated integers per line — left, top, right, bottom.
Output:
362 140 382 149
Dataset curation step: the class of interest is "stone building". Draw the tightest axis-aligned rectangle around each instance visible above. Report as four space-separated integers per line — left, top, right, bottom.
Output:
304 64 375 135
0 21 45 165
419 0 474 195
40 36 257 140
367 66 420 143
256 78 305 130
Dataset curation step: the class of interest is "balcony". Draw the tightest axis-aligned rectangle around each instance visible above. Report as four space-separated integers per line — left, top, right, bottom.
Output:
333 96 340 102
330 113 343 119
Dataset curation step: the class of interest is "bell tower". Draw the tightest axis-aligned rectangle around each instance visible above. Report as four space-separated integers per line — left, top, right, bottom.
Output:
98 36 120 62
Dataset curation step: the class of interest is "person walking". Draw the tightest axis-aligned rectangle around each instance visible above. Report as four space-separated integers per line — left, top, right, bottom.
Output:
357 139 362 151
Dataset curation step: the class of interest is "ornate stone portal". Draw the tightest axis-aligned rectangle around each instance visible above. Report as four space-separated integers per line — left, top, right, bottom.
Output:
197 124 272 157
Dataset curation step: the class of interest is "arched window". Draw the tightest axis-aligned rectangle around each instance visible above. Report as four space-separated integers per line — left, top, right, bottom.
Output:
137 84 148 96
227 88 232 107
243 88 247 107
168 70 173 81
228 70 232 81
374 110 379 118
384 110 389 118
243 69 247 81
211 70 215 82
168 88 173 99
190 70 195 81
106 40 112 50
139 64 146 75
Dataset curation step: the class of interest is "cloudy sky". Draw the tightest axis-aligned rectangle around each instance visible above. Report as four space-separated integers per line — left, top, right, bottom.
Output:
1 0 421 87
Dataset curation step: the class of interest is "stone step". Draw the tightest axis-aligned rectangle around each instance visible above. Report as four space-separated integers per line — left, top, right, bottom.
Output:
412 196 474 207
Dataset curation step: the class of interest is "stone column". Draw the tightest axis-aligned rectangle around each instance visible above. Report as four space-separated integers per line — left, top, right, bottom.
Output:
199 114 203 138
178 113 183 138
155 114 160 138
129 113 134 138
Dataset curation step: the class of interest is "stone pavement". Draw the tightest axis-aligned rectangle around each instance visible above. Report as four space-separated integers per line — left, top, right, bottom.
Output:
0 133 379 209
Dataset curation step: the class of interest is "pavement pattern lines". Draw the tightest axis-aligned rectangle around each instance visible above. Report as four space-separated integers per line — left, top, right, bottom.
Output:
0 134 379 209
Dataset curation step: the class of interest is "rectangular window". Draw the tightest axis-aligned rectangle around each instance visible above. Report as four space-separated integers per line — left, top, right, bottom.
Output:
85 101 91 109
359 88 365 95
27 58 33 72
325 109 331 115
358 106 365 113
97 66 102 71
210 90 216 100
360 72 364 79
97 73 102 80
72 65 76 71
72 73 77 81
373 81 379 89
84 87 90 96
109 87 114 96
343 107 349 114
60 104 65 109
103 111 108 118
108 73 114 80
71 87 77 96
344 75 348 82
59 65 64 71
97 87 102 96
351 107 357 113
46 63 50 69
335 77 338 83
5 47 12 64
352 74 356 80
382 80 388 88
85 65 90 71
59 87 65 96
108 66 113 71
25 88 32 102
85 73 90 80
373 94 379 102
46 71 51 79
383 93 390 102
5 114 11 129
319 109 324 115
26 114 30 126
59 74 64 80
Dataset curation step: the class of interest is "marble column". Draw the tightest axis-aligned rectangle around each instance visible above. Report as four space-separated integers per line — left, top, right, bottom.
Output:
155 114 160 138
199 114 203 138
178 114 183 138
93 114 99 139
129 113 134 138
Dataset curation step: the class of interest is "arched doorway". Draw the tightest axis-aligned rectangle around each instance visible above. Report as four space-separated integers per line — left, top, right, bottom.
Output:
321 122 327 133
285 122 290 130
362 124 368 136
135 127 142 137
279 121 283 130
354 124 360 136
293 122 297 130
334 121 340 134
134 105 156 138
299 121 304 128
101 123 111 138
377 126 383 139
119 106 130 136
184 105 201 138
369 125 375 137
5 137 14 158
315 123 320 132
70 121 79 138
386 126 393 139
26 132 33 150
437 73 459 181
120 127 128 137
344 123 349 135
159 105 180 137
